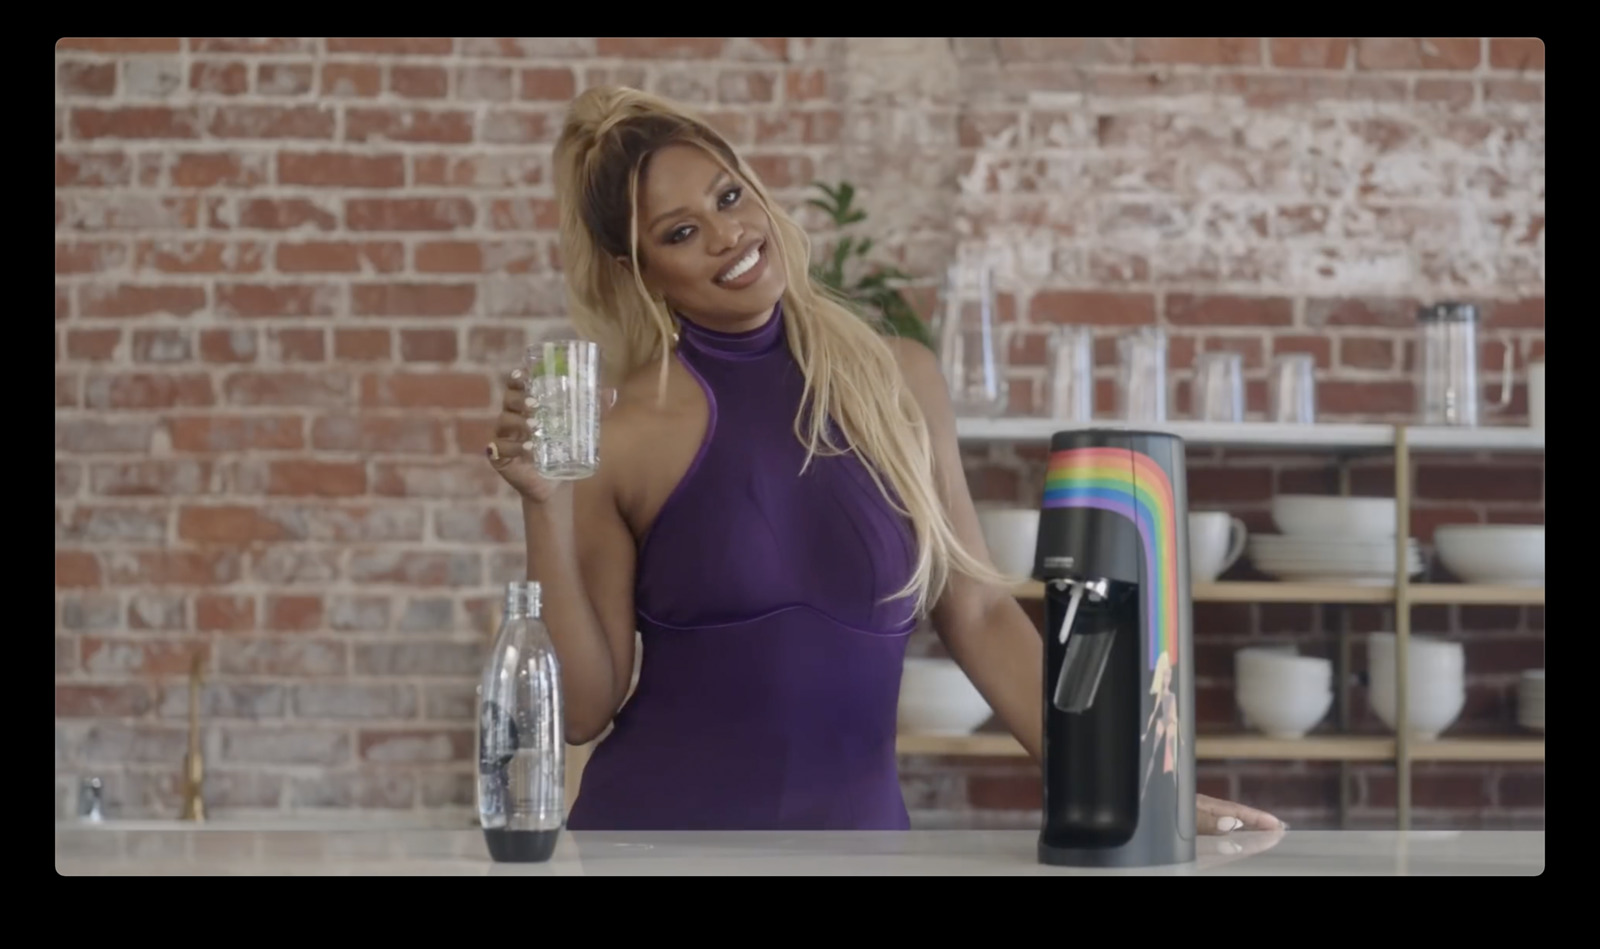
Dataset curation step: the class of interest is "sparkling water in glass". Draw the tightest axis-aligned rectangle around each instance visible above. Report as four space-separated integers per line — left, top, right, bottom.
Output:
524 339 604 480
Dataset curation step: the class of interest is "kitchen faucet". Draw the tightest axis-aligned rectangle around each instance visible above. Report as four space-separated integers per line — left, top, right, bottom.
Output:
179 651 205 822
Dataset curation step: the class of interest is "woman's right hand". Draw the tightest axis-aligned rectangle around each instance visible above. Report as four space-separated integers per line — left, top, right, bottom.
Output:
486 368 563 504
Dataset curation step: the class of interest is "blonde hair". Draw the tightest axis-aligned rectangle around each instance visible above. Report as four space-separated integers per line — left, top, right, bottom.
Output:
552 86 1004 615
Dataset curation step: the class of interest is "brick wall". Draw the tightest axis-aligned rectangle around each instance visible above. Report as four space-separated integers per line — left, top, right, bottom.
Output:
55 38 1543 828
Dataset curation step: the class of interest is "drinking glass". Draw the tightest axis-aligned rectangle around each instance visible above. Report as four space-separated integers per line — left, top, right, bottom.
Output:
1268 354 1317 424
1117 327 1167 422
938 262 1008 417
1045 325 1094 422
1193 351 1244 422
524 339 611 480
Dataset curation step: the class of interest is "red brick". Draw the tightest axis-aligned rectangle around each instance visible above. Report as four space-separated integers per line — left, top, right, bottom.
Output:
966 772 1042 811
266 595 324 632
57 684 154 718
195 595 256 632
597 37 725 58
224 371 352 408
1488 298 1543 328
1166 295 1291 327
345 108 474 144
71 106 202 140
1134 37 1261 66
214 283 339 318
321 63 382 97
1272 335 1332 368
79 284 207 318
230 198 339 231
1305 297 1420 328
84 372 214 410
1317 381 1414 416
279 152 405 188
328 37 453 55
217 638 348 677
206 106 335 140
88 460 212 495
333 329 393 361
276 241 405 274
1238 768 1343 811
190 61 248 95
65 328 122 361
1498 768 1544 808
351 282 476 317
1416 463 1543 502
269 328 326 362
520 67 576 101
1338 336 1396 370
1186 466 1274 504
177 505 302 543
83 637 209 676
105 551 241 586
1030 291 1153 325
197 329 258 363
399 329 458 362
257 63 313 96
56 153 131 187
1356 38 1480 70
132 239 266 274
346 198 475 231
372 462 504 499
260 460 367 497
360 372 491 409
1490 38 1544 71
56 551 101 588
1269 38 1351 68
58 61 117 96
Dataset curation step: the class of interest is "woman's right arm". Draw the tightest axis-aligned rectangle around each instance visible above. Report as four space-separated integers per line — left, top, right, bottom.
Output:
521 470 636 745
488 368 636 745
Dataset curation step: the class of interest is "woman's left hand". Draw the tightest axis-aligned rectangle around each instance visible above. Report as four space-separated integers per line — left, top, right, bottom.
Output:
1198 794 1286 834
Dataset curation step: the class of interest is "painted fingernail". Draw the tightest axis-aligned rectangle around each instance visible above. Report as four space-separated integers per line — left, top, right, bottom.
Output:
524 397 535 410
1217 817 1243 833
526 417 536 429
510 369 522 380
485 446 494 458
522 441 534 452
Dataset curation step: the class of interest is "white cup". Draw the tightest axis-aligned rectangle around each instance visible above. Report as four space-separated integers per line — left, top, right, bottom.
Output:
1189 512 1247 582
1528 361 1544 430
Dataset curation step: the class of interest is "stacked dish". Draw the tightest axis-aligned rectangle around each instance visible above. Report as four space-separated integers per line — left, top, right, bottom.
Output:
1366 633 1465 740
1234 646 1333 739
1517 670 1543 733
1249 495 1422 584
898 657 993 735
1434 525 1545 587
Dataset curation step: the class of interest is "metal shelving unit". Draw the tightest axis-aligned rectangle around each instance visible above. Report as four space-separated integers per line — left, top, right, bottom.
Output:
900 419 1545 829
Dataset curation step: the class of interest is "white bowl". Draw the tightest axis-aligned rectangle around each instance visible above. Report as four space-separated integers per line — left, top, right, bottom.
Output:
1235 649 1332 690
1368 681 1465 739
1237 687 1333 739
1271 494 1396 539
898 657 992 735
975 506 1039 580
1433 525 1545 586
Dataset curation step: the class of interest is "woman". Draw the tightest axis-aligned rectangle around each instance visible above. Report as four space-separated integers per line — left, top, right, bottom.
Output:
486 86 1281 836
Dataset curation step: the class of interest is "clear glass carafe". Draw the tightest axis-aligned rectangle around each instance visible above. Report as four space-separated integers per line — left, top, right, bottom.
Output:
1416 303 1513 426
937 262 1008 417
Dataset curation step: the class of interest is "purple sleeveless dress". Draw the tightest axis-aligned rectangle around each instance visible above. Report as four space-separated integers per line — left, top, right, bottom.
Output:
564 303 919 830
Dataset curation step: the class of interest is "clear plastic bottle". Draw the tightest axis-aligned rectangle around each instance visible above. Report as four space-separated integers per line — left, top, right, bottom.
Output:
477 580 565 862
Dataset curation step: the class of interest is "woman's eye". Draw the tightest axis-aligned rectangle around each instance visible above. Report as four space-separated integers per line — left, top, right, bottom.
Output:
719 187 742 208
668 226 693 243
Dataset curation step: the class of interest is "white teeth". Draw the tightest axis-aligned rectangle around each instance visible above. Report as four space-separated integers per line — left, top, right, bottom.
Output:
719 245 760 283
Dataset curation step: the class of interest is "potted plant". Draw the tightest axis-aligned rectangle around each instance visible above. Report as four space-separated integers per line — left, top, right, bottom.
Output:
805 180 936 351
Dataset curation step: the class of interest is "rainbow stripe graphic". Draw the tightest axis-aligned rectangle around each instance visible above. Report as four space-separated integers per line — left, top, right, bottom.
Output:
1041 446 1179 674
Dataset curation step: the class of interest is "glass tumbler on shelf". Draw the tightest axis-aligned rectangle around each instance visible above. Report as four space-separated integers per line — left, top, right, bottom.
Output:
1268 353 1317 424
937 262 1008 417
1045 325 1095 422
1117 326 1167 422
1192 351 1245 422
524 338 612 480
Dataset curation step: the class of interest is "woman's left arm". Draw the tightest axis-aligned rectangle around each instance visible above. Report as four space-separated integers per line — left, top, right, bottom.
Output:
888 338 1045 762
890 338 1285 833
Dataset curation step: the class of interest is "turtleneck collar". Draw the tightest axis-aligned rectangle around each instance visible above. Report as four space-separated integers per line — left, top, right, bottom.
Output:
676 302 785 360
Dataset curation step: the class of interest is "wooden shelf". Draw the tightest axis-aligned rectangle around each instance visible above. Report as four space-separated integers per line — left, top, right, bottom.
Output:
1008 581 1543 606
896 733 1544 762
955 418 1545 454
1412 737 1545 762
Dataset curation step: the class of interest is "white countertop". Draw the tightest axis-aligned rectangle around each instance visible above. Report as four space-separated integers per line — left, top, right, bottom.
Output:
56 823 1542 875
